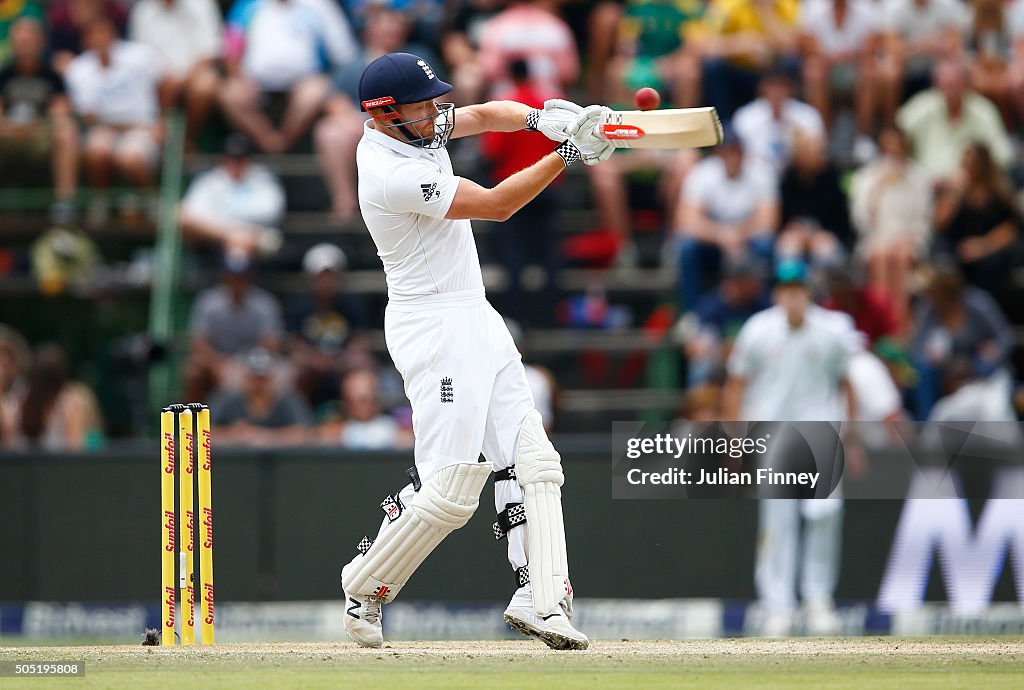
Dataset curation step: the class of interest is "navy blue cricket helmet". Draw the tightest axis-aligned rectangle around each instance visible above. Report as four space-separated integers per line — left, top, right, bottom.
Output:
359 53 453 111
359 53 455 149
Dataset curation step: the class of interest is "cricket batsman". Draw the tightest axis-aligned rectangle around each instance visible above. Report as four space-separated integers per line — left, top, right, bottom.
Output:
339 52 613 650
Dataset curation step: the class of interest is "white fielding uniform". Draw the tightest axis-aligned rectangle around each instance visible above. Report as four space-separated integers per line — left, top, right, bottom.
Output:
728 305 857 616
355 119 533 573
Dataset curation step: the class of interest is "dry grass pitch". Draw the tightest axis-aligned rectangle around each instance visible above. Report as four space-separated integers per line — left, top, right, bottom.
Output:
2 638 1021 688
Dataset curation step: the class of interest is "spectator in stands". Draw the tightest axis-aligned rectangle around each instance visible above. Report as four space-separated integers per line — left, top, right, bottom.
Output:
775 132 850 268
909 261 1014 419
849 127 932 332
477 0 579 96
675 128 778 309
0 17 80 221
288 243 370 408
186 252 284 402
926 355 1017 426
481 59 562 325
128 0 223 150
48 0 130 74
0 323 29 446
933 141 1021 302
318 367 411 450
896 58 1013 187
798 0 883 161
819 265 899 346
477 0 641 267
964 0 1018 130
699 0 800 121
584 0 626 102
578 0 707 266
878 0 968 123
10 343 103 451
344 0 444 44
210 346 313 446
732 67 824 175
675 382 723 421
928 366 1021 454
676 257 770 386
179 133 285 258
65 17 167 220
1012 0 1024 127
220 0 358 153
439 0 503 106
607 0 704 109
0 0 43 67
316 5 436 220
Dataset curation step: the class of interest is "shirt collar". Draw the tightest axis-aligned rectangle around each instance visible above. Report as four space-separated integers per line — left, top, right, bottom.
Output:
362 119 429 159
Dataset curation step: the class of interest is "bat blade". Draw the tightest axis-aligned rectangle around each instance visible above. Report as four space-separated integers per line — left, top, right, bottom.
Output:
599 107 723 149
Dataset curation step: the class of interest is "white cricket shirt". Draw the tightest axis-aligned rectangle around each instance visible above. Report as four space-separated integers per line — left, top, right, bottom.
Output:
728 305 854 421
356 120 485 303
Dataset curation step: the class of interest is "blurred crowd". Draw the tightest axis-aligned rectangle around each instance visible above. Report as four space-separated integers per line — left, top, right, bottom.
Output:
1 0 1023 449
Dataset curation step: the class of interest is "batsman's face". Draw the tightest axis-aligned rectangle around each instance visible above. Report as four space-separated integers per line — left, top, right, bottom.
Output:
395 99 439 138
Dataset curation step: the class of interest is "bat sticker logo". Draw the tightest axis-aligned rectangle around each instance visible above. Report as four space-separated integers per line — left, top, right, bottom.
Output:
601 124 645 140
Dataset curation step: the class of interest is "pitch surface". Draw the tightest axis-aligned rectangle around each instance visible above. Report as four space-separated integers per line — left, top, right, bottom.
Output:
1 639 1021 688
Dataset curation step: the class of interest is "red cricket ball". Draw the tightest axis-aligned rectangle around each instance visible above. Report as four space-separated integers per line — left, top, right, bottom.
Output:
634 87 661 111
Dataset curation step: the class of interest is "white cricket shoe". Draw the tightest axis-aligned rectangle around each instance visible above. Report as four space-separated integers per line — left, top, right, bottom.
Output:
508 582 575 621
805 599 841 637
343 591 384 648
761 610 792 638
504 602 589 650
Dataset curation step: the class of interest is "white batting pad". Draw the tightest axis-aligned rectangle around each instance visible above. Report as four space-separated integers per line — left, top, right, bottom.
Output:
516 410 569 615
342 462 491 602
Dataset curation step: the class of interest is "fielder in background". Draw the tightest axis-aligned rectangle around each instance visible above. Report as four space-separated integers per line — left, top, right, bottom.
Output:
723 260 858 637
339 51 614 651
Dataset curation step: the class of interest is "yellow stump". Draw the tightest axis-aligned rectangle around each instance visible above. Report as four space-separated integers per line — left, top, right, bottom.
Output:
178 409 196 645
196 405 215 645
160 410 177 646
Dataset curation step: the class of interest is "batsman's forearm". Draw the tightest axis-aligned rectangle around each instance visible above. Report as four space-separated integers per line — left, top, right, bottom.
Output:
454 100 534 137
489 152 566 220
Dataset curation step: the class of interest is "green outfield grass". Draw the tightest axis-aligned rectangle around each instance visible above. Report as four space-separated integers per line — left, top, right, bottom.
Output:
0 639 1021 689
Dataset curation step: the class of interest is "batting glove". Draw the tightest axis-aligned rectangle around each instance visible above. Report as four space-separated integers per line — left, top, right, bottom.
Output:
527 99 584 142
556 131 613 167
568 105 614 166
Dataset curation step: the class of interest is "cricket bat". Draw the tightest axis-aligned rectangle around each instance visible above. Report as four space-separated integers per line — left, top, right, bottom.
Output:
598 107 723 149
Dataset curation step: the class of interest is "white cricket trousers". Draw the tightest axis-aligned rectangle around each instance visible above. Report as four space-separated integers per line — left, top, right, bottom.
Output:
756 498 842 613
381 289 534 573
